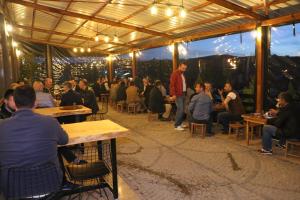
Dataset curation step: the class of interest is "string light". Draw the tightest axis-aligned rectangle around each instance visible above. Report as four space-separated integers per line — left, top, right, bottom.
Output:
104 35 110 43
16 49 22 57
95 36 99 42
165 6 173 17
5 23 13 32
80 48 85 53
150 4 158 15
12 41 18 48
73 48 78 53
113 35 119 42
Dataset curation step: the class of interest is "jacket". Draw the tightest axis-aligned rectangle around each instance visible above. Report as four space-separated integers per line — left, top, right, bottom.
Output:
268 102 300 138
126 86 140 104
79 88 99 114
116 85 127 102
0 104 14 119
170 70 185 97
59 90 83 124
149 87 165 114
35 91 55 108
189 92 212 121
0 109 68 197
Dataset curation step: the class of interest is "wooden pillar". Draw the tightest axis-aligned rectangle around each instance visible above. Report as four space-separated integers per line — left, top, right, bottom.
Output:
8 37 19 81
255 26 270 112
132 51 137 79
172 43 179 71
0 14 13 92
46 44 53 78
108 55 113 83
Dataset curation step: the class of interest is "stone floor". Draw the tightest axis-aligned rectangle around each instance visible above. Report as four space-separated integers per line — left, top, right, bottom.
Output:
79 108 300 200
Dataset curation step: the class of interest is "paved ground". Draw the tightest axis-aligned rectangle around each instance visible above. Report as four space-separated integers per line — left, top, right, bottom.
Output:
107 108 300 200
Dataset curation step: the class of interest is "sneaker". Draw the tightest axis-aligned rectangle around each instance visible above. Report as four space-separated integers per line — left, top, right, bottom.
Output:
275 144 286 149
181 124 188 128
259 149 273 155
174 126 184 131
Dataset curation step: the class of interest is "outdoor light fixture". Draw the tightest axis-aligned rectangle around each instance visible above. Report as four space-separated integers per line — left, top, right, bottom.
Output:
150 3 158 15
80 48 85 53
16 49 22 57
113 35 119 42
104 35 110 43
129 52 133 57
165 6 173 17
179 7 186 18
87 48 91 52
95 36 99 42
12 40 18 48
5 23 13 32
150 0 186 18
73 48 78 53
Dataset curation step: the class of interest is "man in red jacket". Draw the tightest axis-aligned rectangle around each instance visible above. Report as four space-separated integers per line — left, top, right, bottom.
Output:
170 63 188 131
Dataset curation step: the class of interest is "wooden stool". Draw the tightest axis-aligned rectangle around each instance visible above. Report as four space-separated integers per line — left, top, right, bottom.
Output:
228 123 245 138
148 111 157 121
191 123 206 138
286 140 300 158
128 103 138 114
117 102 124 112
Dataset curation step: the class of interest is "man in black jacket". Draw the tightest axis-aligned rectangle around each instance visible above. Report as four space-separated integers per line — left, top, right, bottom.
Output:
260 92 300 155
0 89 16 119
79 79 99 115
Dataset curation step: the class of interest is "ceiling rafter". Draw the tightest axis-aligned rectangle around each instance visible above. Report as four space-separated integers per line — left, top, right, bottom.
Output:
206 0 267 20
62 0 111 44
46 0 74 42
30 0 37 39
14 23 130 47
6 0 172 38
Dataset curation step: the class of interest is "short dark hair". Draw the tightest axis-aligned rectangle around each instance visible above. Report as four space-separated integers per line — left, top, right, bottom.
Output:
63 81 72 89
278 92 293 103
80 79 88 86
195 82 205 90
14 85 36 108
155 80 162 87
4 89 14 100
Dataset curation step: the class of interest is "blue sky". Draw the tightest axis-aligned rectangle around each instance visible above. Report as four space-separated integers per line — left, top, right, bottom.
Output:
137 23 300 61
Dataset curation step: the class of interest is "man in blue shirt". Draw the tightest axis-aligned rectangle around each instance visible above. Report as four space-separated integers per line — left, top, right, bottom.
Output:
0 85 69 197
188 83 213 135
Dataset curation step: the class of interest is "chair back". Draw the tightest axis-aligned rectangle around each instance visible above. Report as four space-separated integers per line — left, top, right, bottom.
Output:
99 94 109 115
3 162 61 199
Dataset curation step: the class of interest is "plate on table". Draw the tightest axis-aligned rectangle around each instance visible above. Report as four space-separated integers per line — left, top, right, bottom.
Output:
59 105 83 110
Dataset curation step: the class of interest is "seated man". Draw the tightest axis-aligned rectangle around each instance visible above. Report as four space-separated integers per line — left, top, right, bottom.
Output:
43 78 54 96
79 79 99 115
149 80 171 121
0 85 69 196
188 83 213 135
217 83 245 133
260 92 300 155
59 81 83 124
33 81 55 108
126 81 143 112
0 89 16 119
116 81 127 104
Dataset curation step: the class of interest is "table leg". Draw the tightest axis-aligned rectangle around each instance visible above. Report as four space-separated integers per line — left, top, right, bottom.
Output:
111 138 119 199
246 121 249 145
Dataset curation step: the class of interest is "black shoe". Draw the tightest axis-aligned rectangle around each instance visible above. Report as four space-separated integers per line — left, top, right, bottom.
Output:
275 144 286 149
62 181 80 191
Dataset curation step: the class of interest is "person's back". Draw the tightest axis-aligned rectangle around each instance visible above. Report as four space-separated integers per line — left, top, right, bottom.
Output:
227 91 245 115
60 89 82 106
110 83 119 102
149 86 165 113
189 92 212 121
126 85 139 104
0 86 68 196
116 82 127 102
36 91 55 108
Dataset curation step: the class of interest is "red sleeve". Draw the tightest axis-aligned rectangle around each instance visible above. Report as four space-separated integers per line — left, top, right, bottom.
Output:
170 71 176 96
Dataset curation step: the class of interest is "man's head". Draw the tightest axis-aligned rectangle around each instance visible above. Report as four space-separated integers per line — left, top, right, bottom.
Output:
224 82 233 93
3 89 16 111
129 81 135 87
14 85 36 109
63 81 72 93
143 78 149 86
44 78 53 89
277 92 293 107
33 81 44 92
79 79 88 90
69 79 77 88
204 82 212 92
178 63 187 72
195 83 205 94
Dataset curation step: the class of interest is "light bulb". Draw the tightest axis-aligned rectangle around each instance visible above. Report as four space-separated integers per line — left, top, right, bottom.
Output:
80 48 85 53
104 36 109 43
129 52 133 57
150 4 158 15
113 35 119 42
73 48 78 53
6 24 13 32
179 7 186 18
95 36 99 42
165 7 173 17
16 49 22 57
12 41 18 47
87 48 91 52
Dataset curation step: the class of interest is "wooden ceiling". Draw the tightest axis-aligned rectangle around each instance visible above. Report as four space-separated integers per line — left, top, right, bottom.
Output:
4 0 300 55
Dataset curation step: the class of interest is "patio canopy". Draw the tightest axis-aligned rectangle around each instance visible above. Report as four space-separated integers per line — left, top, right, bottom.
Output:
3 0 300 55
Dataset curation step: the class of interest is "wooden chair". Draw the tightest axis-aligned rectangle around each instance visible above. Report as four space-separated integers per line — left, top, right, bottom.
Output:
116 102 125 112
286 139 300 158
127 103 138 114
190 123 206 138
228 123 245 138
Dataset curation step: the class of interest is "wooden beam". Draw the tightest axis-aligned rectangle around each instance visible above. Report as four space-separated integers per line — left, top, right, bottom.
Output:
30 0 37 39
132 51 137 79
7 0 172 38
206 0 267 20
108 56 113 83
261 11 300 26
14 23 129 47
47 0 73 42
62 0 110 44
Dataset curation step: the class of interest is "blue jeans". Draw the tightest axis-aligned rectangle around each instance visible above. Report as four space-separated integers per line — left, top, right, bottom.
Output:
262 125 277 151
175 95 185 127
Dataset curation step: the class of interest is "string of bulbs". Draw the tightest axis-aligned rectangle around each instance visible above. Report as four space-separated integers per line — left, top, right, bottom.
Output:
150 0 187 17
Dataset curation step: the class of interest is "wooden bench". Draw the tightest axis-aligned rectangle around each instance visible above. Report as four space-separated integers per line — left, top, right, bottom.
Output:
190 123 206 138
286 140 300 158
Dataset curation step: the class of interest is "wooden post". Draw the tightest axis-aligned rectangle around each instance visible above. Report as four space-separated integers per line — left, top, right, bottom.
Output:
8 36 19 81
108 55 113 83
0 14 13 92
172 43 179 71
132 51 137 79
255 26 270 112
46 44 53 78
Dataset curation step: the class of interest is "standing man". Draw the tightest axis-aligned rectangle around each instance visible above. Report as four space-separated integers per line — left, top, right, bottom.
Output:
170 63 188 131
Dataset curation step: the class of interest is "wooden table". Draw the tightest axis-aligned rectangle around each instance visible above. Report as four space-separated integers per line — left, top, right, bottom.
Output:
242 114 267 145
62 120 129 199
34 105 92 118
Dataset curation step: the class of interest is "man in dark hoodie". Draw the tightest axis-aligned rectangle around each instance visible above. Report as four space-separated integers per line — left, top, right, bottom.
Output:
0 89 16 119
